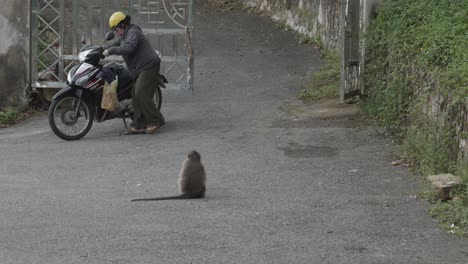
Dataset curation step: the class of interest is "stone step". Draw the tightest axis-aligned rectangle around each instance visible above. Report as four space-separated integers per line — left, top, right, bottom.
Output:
427 174 463 200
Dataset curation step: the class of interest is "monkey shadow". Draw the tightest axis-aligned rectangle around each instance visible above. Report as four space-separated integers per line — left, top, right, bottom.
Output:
200 189 243 203
128 189 237 203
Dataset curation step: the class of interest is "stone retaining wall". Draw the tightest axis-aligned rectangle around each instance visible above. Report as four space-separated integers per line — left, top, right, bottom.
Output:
241 0 342 50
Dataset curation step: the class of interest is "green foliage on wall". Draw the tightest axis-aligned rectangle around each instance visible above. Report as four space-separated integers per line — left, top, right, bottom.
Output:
299 50 340 101
403 121 458 176
363 0 467 236
363 0 467 160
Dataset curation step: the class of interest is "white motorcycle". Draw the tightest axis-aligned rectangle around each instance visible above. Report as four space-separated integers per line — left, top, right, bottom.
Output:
48 32 166 140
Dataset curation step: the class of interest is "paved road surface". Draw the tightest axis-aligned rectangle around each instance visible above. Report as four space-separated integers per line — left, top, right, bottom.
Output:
0 2 467 263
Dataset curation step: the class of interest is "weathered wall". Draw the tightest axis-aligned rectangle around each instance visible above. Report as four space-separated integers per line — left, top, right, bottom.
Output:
242 0 342 50
423 86 468 163
0 0 30 108
240 0 382 51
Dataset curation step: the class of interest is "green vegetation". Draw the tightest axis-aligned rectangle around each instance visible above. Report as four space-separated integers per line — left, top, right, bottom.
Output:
297 32 321 46
0 107 21 126
269 8 338 102
299 51 340 101
363 0 468 236
429 182 468 237
363 0 467 129
0 106 34 128
403 122 458 176
207 0 243 11
430 165 468 237
267 11 339 102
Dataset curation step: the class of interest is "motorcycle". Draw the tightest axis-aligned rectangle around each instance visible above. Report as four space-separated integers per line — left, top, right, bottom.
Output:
48 31 166 141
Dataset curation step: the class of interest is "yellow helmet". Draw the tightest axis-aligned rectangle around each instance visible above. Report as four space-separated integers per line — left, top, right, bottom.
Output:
109 11 126 29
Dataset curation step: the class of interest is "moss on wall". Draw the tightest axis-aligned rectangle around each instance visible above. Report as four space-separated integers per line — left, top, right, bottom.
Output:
363 0 467 168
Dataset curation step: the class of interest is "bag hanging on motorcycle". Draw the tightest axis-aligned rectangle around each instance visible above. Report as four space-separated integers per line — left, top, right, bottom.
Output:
101 78 119 112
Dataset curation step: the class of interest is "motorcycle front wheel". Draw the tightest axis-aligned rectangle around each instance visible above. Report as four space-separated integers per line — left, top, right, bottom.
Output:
48 95 94 140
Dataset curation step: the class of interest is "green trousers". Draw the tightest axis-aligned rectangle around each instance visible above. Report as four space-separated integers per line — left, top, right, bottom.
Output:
131 64 165 129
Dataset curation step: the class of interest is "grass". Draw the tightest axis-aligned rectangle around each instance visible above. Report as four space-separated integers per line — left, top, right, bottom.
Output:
427 165 468 237
0 106 35 128
429 186 468 237
417 169 467 237
299 51 340 101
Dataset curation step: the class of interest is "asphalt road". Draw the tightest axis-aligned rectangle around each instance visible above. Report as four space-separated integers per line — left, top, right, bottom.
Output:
1 2 467 263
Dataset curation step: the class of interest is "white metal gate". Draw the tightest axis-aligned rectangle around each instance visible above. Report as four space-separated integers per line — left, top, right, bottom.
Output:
30 0 194 91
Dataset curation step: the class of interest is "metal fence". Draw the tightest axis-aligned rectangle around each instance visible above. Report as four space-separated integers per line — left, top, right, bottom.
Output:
30 0 194 91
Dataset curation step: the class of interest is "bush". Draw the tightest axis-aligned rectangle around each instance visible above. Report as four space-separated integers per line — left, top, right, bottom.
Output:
363 0 468 236
0 106 34 128
0 107 21 127
364 0 467 129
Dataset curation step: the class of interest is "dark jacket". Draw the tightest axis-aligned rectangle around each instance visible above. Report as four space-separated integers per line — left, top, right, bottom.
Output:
104 24 161 79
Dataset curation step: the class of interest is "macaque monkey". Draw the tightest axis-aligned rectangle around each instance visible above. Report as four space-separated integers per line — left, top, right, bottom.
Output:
131 150 206 201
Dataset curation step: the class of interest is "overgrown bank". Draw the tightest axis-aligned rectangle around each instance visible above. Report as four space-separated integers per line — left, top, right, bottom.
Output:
362 0 467 236
233 0 467 236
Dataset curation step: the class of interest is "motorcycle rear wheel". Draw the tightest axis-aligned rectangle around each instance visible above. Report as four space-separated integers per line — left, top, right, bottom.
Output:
48 95 94 140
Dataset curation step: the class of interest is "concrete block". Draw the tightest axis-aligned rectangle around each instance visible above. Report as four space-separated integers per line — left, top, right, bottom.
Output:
427 174 463 200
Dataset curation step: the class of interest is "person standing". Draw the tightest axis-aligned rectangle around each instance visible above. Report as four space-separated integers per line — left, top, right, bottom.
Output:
103 11 165 134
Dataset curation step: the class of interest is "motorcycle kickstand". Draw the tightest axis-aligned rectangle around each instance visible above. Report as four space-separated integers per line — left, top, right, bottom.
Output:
122 116 129 129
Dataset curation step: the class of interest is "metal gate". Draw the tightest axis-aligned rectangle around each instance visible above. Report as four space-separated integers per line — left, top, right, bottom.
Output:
340 0 360 102
30 0 194 92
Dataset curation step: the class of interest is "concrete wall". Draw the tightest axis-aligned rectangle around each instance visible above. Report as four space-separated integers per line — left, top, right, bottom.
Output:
242 0 342 50
422 86 468 163
240 0 383 50
0 0 30 108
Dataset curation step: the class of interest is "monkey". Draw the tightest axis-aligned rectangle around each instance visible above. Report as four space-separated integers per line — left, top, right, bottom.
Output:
131 150 206 201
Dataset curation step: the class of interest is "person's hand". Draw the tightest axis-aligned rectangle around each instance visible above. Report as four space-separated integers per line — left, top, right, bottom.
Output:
103 49 109 56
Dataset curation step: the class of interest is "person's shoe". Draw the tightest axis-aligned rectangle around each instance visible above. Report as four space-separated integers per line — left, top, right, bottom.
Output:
145 125 162 134
124 126 145 135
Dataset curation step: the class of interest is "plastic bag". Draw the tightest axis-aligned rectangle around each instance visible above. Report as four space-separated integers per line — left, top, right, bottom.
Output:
101 78 119 112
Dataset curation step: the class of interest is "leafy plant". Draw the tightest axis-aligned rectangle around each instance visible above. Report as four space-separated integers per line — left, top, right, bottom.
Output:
0 106 34 127
363 0 467 131
0 107 21 126
429 188 468 237
403 122 458 176
299 51 340 101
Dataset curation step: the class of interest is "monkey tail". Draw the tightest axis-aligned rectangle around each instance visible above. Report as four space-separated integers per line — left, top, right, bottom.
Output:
130 194 198 201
